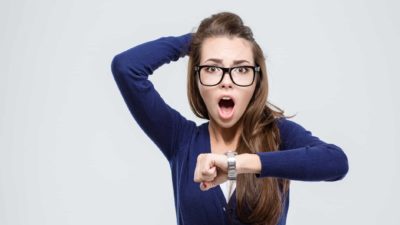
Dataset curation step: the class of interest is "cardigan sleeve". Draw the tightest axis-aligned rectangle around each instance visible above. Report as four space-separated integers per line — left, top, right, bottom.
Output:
110 33 196 162
255 117 349 181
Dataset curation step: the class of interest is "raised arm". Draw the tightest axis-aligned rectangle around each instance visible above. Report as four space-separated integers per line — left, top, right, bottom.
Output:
110 33 196 162
248 118 349 181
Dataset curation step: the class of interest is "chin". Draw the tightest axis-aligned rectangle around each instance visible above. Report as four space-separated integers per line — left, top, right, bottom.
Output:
214 117 240 129
218 122 235 129
209 106 244 129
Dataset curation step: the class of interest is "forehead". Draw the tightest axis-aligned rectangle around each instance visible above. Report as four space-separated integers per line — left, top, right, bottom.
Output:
200 36 253 65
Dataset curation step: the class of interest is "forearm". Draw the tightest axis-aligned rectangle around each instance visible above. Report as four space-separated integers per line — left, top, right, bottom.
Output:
236 153 262 175
110 33 195 162
111 33 192 78
254 144 349 181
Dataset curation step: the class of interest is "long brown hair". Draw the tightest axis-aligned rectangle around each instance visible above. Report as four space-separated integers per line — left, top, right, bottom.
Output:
187 12 295 225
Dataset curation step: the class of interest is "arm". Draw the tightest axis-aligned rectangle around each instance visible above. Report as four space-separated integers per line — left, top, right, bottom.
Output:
236 153 262 175
110 33 196 162
237 118 349 182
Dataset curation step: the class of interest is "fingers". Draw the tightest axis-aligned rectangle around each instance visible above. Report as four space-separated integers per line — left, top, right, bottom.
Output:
194 166 216 183
202 166 217 181
194 153 228 191
200 181 214 191
193 154 216 183
199 170 228 191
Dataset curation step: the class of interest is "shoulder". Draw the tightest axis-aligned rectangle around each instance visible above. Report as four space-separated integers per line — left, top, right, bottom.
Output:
276 117 303 135
275 117 324 150
178 119 204 142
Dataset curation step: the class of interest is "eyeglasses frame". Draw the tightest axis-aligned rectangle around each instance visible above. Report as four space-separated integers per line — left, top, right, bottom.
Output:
194 64 261 87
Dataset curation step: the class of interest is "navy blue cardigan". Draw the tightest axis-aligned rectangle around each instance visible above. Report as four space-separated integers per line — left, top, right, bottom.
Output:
110 33 349 225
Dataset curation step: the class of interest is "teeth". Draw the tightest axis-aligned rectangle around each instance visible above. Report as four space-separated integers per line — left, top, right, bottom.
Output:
222 97 231 100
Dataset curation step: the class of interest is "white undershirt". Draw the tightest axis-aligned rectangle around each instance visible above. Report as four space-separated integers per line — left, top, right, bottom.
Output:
219 180 236 203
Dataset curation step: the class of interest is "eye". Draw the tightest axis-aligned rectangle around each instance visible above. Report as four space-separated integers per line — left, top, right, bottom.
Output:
205 66 220 73
235 67 248 73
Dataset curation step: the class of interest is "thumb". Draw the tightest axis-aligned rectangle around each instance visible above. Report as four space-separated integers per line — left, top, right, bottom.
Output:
200 169 227 191
208 166 216 174
212 170 228 186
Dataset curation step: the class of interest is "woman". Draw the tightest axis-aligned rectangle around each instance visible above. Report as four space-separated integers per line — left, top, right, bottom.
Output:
111 11 349 225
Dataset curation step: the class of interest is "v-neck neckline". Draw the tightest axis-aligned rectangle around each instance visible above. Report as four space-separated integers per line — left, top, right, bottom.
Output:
203 121 236 206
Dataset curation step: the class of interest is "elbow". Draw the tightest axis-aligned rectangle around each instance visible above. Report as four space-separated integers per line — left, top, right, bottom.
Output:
110 53 145 81
326 144 349 181
111 54 126 77
341 151 349 178
332 155 349 181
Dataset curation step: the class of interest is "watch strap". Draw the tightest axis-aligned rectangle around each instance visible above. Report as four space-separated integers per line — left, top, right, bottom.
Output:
225 151 238 180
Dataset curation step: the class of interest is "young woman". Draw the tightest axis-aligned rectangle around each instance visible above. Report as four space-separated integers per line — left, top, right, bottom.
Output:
111 11 349 225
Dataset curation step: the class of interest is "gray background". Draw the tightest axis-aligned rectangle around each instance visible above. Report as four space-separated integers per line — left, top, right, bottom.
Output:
1 0 399 224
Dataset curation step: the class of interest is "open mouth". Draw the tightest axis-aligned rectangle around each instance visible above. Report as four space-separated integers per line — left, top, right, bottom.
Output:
218 98 235 119
218 99 235 108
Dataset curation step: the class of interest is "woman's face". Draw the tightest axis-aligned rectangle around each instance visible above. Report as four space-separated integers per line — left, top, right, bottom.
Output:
197 36 257 129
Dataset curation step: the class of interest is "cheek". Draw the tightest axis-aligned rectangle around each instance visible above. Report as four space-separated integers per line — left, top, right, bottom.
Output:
198 86 214 108
238 87 256 109
248 87 257 101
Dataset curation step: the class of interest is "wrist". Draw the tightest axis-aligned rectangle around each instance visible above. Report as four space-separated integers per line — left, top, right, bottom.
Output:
224 151 238 180
236 153 262 175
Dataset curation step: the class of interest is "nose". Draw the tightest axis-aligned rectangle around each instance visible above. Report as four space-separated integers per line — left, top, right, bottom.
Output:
220 70 233 88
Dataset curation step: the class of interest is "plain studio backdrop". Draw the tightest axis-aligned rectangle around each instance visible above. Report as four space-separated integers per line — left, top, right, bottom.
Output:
0 0 399 224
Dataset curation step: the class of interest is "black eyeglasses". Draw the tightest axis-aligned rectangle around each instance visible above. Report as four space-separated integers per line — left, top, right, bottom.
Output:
194 65 261 87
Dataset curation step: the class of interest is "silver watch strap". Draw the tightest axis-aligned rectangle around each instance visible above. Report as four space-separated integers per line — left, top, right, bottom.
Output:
225 151 238 180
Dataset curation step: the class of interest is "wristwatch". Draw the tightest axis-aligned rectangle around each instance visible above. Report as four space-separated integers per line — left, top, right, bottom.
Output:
224 151 238 180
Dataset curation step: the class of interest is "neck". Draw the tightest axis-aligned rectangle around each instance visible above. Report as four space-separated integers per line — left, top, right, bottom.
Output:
208 119 242 152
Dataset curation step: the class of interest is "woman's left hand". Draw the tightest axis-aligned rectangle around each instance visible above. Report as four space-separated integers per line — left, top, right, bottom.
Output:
193 153 228 191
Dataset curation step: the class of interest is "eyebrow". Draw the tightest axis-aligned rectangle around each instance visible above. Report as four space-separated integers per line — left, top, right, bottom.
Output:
203 58 252 65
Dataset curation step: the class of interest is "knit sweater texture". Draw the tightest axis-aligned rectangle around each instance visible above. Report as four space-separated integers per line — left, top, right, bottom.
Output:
110 33 349 225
